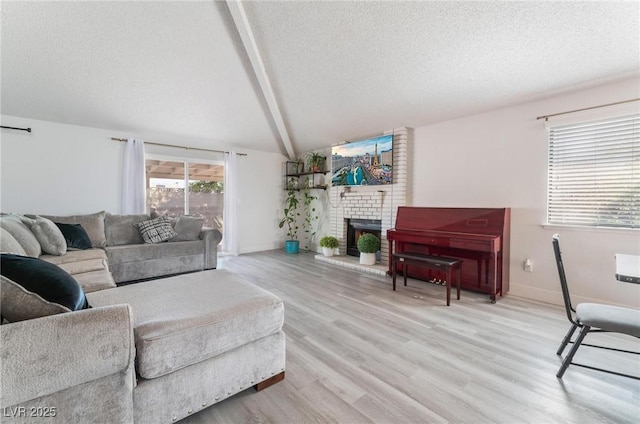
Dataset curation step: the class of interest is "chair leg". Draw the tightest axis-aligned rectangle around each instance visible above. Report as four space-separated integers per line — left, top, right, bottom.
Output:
557 324 590 379
557 324 578 356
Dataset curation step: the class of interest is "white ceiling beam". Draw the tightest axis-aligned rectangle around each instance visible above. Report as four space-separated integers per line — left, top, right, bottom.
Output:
226 0 297 160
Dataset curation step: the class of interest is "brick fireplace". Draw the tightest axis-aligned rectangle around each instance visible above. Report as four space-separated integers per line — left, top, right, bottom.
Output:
325 127 408 266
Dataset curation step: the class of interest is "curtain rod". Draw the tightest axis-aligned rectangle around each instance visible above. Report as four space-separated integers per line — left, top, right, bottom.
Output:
111 137 247 156
1 125 32 132
536 98 640 121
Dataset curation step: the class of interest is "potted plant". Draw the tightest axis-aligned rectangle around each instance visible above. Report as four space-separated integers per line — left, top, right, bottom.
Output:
319 236 339 257
305 151 325 172
278 182 300 254
357 233 380 265
300 183 318 250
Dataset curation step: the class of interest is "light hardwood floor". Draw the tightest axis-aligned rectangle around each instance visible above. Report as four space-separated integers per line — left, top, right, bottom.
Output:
182 250 640 424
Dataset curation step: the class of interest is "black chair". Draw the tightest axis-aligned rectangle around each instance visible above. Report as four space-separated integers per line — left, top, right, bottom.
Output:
552 234 640 379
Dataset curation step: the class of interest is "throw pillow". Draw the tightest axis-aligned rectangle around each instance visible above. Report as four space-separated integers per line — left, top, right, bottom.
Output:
0 254 89 322
40 211 107 248
0 227 27 255
170 216 204 242
0 214 42 257
136 216 178 244
55 223 93 250
22 216 67 256
1 276 71 322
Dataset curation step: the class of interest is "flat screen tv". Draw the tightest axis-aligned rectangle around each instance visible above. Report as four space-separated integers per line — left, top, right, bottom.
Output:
331 134 393 186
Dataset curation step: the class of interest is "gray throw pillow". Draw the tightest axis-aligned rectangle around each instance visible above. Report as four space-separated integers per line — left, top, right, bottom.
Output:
0 215 42 257
0 228 27 255
22 216 67 255
0 275 71 322
170 216 204 242
40 211 107 248
136 216 178 244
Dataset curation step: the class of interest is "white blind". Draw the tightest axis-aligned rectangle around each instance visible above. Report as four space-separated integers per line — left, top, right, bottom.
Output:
547 113 640 229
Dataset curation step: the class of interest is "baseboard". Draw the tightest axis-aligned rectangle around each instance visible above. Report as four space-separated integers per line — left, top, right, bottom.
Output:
508 283 563 306
509 282 632 308
239 242 281 254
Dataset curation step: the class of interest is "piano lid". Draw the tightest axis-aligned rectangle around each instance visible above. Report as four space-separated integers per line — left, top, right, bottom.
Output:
394 207 509 236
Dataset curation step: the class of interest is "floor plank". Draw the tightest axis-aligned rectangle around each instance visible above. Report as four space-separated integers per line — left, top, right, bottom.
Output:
181 250 640 424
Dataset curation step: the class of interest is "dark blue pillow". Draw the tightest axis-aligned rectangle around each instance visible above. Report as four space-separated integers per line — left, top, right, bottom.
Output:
0 254 89 310
54 223 92 250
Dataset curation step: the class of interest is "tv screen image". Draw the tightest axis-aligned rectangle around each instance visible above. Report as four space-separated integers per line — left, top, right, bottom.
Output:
331 134 393 186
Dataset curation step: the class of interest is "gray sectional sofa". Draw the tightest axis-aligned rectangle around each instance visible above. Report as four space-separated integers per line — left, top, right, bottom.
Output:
37 211 223 286
0 212 286 423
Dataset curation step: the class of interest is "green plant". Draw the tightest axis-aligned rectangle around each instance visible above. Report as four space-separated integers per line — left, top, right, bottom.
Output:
189 180 224 193
357 233 380 253
305 151 325 172
300 184 318 249
278 180 300 240
319 236 339 249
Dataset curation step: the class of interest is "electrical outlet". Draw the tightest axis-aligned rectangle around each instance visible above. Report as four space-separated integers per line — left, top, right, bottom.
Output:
524 258 533 272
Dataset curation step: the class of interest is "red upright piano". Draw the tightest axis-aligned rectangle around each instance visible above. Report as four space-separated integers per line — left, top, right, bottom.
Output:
387 207 510 302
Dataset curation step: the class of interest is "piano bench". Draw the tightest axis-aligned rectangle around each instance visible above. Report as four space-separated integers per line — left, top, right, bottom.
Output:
392 252 462 306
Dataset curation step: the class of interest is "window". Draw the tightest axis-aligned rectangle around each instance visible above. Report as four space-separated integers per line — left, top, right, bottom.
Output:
145 158 224 231
547 113 639 229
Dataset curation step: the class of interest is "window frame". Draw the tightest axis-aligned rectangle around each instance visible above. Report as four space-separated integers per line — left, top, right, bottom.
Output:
145 153 224 216
545 112 639 231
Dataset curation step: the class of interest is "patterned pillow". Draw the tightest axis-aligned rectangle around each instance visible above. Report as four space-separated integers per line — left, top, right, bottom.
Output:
135 216 178 244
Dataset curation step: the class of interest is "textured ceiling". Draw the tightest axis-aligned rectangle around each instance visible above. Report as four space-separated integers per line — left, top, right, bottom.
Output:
2 1 639 157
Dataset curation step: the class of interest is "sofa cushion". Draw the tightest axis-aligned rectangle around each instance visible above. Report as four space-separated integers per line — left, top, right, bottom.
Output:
87 270 284 379
136 216 178 244
105 213 149 246
0 227 27 255
40 249 116 293
170 215 204 242
55 223 93 250
41 211 107 248
41 248 109 265
71 269 117 294
0 254 89 322
22 216 67 256
105 240 203 264
0 215 41 257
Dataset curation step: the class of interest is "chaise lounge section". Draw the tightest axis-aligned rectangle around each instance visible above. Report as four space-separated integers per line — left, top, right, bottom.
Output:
1 270 286 423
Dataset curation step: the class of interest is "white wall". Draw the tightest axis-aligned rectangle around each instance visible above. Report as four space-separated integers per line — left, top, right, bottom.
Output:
236 151 287 254
411 76 640 308
1 116 124 213
0 115 286 254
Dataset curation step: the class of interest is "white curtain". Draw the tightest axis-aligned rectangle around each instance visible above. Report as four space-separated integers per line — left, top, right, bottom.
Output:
223 151 239 255
121 138 146 214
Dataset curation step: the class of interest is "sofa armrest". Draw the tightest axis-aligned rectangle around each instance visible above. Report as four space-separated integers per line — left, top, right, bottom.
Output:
0 304 135 408
200 227 222 269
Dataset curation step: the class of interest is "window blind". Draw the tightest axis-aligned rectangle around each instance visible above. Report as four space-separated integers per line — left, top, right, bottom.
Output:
547 113 640 229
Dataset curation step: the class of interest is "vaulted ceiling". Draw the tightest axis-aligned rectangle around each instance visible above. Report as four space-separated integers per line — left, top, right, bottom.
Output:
2 1 638 158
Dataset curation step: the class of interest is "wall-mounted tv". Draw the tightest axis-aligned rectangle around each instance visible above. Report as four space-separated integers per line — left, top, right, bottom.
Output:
331 134 393 186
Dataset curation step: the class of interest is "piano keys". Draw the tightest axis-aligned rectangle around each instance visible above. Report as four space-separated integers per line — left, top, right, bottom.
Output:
387 207 510 302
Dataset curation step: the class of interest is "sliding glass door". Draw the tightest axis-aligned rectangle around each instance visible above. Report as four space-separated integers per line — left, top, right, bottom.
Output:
145 158 224 234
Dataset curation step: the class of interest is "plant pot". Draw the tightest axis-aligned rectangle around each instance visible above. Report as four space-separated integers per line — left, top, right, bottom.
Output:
359 252 376 265
285 240 299 254
322 247 335 257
